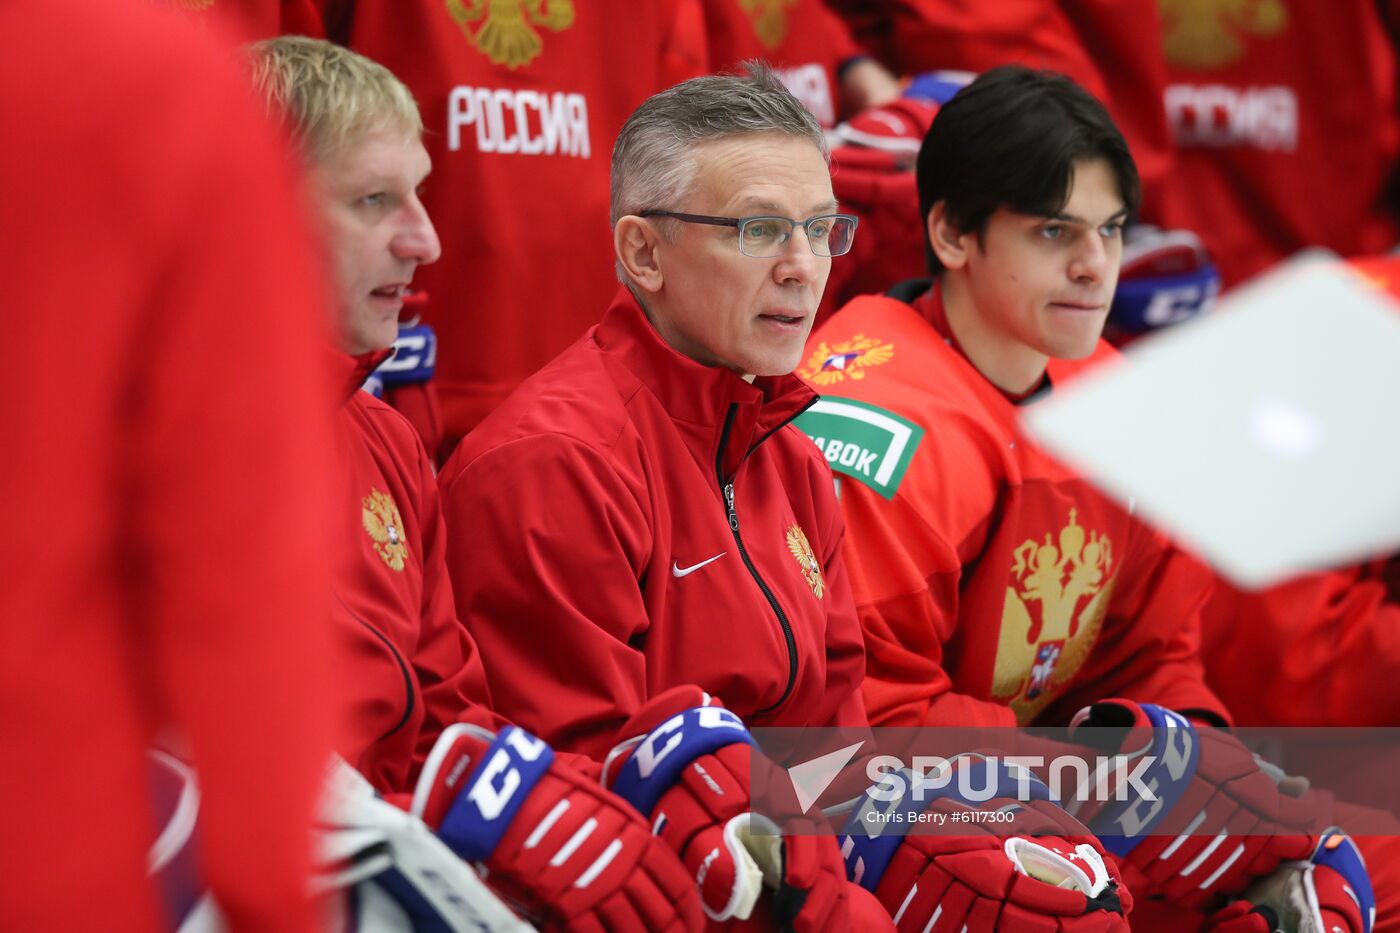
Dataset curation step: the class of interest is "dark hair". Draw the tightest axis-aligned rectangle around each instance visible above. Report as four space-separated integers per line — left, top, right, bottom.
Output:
915 66 1140 274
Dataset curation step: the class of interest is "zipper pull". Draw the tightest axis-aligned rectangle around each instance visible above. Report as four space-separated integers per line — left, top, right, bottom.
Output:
724 482 739 531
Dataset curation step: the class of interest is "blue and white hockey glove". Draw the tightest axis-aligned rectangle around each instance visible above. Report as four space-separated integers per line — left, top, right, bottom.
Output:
834 754 1130 931
412 723 702 932
1207 831 1375 933
602 686 854 931
361 322 437 398
1110 225 1220 334
1069 699 1329 910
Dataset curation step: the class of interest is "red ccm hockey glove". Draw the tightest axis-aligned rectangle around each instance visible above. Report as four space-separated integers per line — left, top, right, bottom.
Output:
412 723 703 932
1068 700 1328 911
601 687 852 931
838 755 1132 931
1207 831 1376 933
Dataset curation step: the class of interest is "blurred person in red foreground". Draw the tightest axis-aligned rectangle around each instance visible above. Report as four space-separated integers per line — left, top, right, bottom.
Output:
699 0 899 129
0 1 337 931
250 36 704 931
152 0 323 40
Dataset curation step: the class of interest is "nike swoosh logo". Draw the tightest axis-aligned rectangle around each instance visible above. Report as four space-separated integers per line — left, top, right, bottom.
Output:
672 552 726 578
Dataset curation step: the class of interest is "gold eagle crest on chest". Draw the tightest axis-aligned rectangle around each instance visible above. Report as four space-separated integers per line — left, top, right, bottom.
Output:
172 0 216 9
445 0 575 69
798 335 895 386
737 0 799 50
1160 0 1289 70
363 489 409 572
787 523 824 599
993 508 1114 722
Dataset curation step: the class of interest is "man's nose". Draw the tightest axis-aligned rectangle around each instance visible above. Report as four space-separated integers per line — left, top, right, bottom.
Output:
773 225 824 286
392 198 442 266
1069 232 1109 284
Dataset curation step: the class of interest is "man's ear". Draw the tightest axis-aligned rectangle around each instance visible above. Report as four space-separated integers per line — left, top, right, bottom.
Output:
614 216 664 294
927 201 971 271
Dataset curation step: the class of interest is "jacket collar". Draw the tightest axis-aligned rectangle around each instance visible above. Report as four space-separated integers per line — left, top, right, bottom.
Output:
909 279 1052 403
594 288 818 480
901 277 1117 403
330 347 393 404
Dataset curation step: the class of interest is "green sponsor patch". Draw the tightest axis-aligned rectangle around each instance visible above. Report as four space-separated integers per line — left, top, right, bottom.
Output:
794 398 923 499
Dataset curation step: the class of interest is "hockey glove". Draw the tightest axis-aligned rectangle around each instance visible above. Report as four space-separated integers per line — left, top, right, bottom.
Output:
412 723 703 932
1069 699 1326 910
602 687 852 931
1207 831 1375 933
837 755 1131 931
831 98 939 165
1108 224 1219 337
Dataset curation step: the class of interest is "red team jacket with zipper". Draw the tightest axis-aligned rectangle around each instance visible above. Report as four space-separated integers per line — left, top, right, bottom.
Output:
332 351 509 793
438 289 868 759
795 282 1227 728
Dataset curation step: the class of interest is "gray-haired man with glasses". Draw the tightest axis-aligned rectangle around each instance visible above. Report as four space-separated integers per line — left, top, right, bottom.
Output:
637 210 858 260
439 65 891 930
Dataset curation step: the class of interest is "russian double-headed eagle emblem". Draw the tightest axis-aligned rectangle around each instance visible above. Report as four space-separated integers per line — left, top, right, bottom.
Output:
445 0 575 69
737 0 799 50
363 489 409 572
786 523 824 599
993 508 1115 721
1160 0 1289 70
173 0 216 9
798 334 894 386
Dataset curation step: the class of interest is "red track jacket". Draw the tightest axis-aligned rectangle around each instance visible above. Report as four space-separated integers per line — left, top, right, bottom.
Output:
439 289 868 759
332 352 506 794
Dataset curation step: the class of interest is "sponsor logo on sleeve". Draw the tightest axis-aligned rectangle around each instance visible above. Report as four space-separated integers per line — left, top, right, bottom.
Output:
794 398 923 500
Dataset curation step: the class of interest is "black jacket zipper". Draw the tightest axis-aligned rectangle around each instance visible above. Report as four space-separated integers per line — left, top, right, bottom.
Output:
334 590 415 746
715 403 799 716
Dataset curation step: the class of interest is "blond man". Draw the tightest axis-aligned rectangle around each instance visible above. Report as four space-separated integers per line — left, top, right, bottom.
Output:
247 36 701 932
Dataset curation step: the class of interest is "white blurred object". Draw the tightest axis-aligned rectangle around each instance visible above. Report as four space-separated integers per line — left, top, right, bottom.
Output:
146 752 535 933
317 758 537 932
1023 251 1400 589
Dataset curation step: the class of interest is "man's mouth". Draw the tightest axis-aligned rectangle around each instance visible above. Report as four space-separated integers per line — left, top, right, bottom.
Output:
759 311 807 326
371 284 408 301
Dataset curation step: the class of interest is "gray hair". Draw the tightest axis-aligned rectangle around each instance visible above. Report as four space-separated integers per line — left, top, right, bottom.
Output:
610 63 828 263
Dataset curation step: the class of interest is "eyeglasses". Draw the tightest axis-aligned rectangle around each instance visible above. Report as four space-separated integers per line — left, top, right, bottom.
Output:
638 210 859 258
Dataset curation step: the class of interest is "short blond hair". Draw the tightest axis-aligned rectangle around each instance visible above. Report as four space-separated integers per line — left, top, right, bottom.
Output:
248 36 422 163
